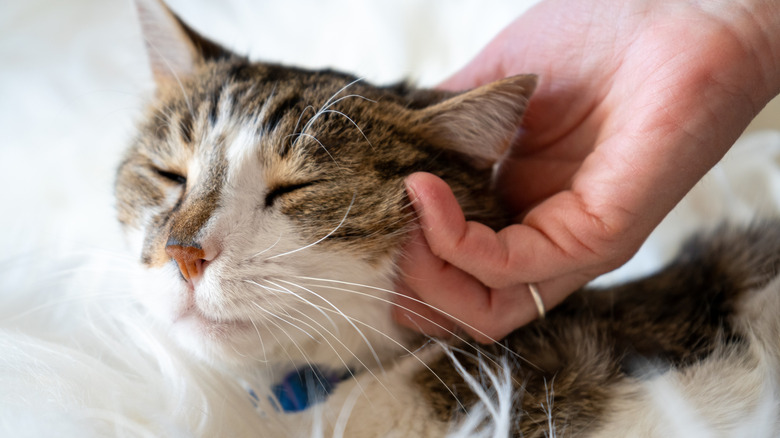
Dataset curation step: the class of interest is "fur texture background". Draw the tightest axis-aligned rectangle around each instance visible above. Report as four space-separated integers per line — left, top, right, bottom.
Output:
2 0 780 436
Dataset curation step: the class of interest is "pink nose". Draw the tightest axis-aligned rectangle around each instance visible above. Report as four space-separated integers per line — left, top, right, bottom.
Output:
165 245 206 283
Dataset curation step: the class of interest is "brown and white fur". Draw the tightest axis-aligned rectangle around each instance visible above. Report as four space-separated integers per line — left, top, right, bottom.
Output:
112 1 780 436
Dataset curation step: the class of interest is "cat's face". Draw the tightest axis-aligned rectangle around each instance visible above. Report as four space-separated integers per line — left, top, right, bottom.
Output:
117 0 534 369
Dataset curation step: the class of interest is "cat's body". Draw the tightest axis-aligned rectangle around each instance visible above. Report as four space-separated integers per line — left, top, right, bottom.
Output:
113 1 780 436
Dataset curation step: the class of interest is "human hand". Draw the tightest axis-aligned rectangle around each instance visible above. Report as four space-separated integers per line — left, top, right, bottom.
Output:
393 0 780 342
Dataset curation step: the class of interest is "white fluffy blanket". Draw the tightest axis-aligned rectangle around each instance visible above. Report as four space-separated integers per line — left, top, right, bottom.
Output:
1 0 779 436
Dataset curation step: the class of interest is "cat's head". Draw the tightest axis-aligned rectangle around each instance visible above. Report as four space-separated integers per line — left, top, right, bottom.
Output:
116 0 535 370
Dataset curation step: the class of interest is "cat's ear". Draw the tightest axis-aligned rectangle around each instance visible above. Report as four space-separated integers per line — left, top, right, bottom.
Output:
135 0 236 87
413 74 537 169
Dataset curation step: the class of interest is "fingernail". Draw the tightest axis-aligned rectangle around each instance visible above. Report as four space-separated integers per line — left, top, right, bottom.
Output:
404 178 432 232
404 178 419 205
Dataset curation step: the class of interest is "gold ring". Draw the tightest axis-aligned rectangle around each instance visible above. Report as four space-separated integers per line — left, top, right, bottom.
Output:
528 283 545 319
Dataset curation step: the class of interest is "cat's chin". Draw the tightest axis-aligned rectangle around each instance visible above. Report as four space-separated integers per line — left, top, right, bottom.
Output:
173 308 252 333
168 313 265 366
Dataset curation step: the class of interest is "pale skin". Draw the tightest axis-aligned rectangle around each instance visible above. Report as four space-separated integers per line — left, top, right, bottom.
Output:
393 0 780 342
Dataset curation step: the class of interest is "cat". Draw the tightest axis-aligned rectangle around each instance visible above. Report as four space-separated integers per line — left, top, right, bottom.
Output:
116 0 780 436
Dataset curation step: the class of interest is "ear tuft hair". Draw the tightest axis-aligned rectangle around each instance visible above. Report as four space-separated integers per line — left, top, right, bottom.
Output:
134 0 236 87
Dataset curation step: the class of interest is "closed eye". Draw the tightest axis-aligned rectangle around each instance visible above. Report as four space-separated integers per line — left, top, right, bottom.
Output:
265 181 318 207
154 168 187 185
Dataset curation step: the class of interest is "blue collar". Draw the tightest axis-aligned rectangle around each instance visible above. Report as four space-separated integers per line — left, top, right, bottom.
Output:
254 366 351 413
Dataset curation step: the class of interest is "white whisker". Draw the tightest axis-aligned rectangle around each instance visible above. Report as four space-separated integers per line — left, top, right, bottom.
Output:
320 109 374 150
247 316 270 363
321 77 365 109
294 78 365 147
277 279 384 372
266 193 356 260
291 104 316 139
246 280 393 399
322 93 376 110
251 300 318 342
305 301 468 413
252 305 322 373
251 309 320 388
247 232 283 260
295 276 540 372
255 297 387 403
251 302 373 403
246 279 339 334
288 132 341 169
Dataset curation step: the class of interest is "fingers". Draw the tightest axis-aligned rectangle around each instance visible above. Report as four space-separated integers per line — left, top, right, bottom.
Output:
394 230 528 342
394 172 612 342
394 230 589 342
405 172 607 288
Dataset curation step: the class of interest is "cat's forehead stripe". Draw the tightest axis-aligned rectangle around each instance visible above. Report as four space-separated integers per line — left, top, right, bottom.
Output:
203 85 239 138
264 93 301 136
